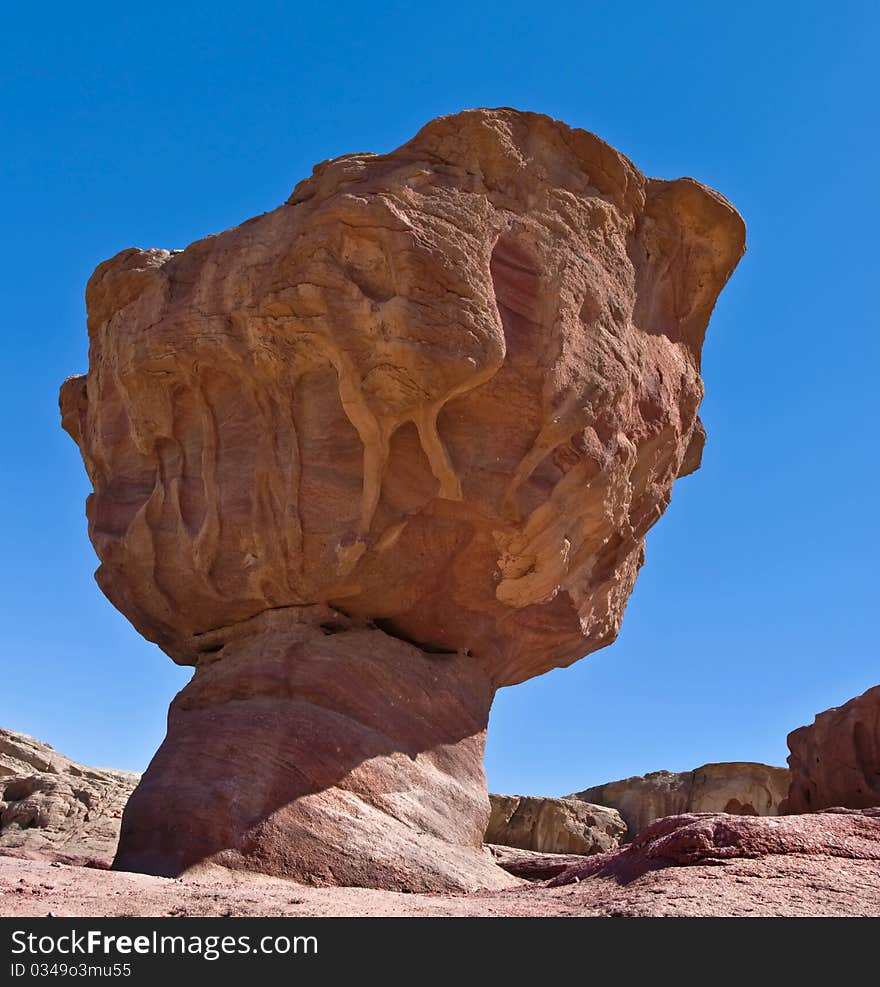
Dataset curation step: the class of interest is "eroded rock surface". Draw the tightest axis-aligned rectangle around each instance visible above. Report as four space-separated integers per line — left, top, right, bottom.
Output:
60 107 744 890
0 729 138 860
781 685 880 814
548 808 880 887
487 843 588 881
113 608 510 891
569 761 790 840
486 793 624 854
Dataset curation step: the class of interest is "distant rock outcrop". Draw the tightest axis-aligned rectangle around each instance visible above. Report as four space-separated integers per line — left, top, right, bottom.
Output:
0 729 138 860
486 794 625 855
569 761 790 840
781 685 880 814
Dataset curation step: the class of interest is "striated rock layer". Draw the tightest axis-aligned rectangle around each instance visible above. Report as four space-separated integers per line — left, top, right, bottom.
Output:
0 729 138 860
486 793 624 855
781 685 880 814
60 107 745 890
569 761 790 840
114 608 508 890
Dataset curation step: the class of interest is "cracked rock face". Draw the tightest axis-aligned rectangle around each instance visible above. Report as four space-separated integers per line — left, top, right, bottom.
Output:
60 108 744 891
0 729 138 860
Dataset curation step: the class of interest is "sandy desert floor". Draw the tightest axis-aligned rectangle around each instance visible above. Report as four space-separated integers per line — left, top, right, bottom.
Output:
3 847 879 918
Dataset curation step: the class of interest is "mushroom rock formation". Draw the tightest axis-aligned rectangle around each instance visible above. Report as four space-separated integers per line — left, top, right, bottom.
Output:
781 685 880 814
59 108 745 891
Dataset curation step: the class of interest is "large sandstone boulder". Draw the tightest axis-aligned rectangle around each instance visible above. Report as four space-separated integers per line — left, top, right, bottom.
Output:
781 685 880 814
486 793 625 855
60 107 744 891
569 761 790 840
0 729 138 860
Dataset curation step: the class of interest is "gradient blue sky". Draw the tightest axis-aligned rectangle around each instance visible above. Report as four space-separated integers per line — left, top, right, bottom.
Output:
2 2 877 794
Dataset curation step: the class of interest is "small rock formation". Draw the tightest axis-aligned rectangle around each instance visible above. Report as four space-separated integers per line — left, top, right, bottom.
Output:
60 107 745 891
569 761 790 840
0 729 138 860
487 843 588 881
486 793 625 855
781 685 880 814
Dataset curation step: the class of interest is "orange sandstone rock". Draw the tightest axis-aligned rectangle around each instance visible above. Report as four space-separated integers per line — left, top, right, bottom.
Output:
60 108 744 891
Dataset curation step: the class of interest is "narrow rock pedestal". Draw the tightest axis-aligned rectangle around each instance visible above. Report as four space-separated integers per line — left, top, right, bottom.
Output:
113 610 509 892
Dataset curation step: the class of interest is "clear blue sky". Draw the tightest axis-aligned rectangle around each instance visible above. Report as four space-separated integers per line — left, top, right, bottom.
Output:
2 2 877 794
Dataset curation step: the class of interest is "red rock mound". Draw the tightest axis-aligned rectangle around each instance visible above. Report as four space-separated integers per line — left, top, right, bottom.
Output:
548 809 880 886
